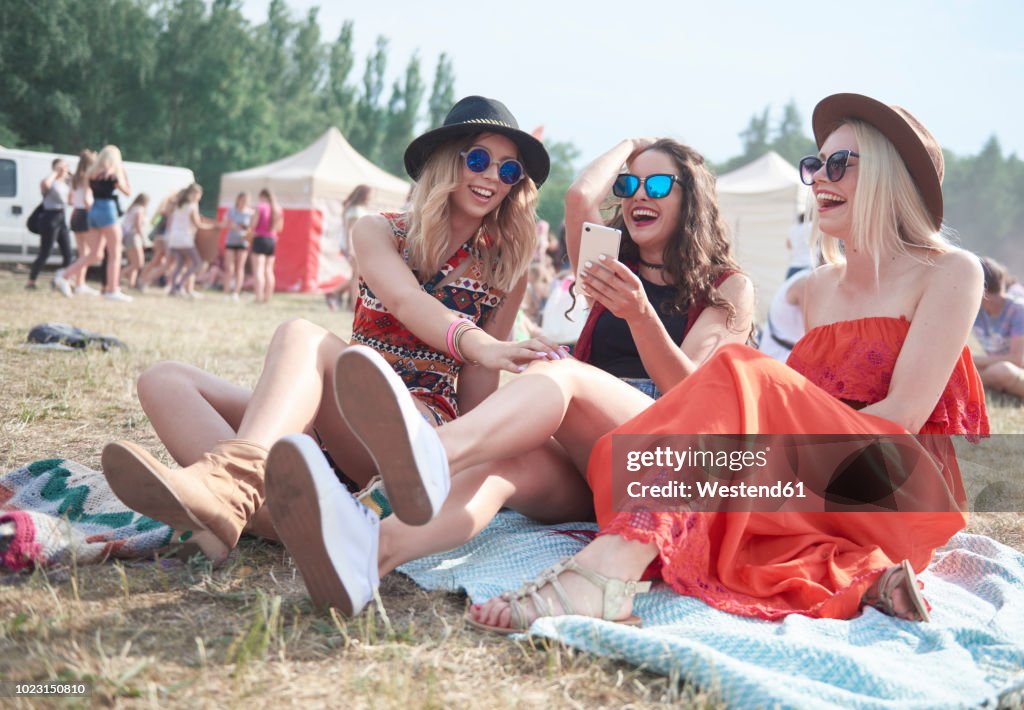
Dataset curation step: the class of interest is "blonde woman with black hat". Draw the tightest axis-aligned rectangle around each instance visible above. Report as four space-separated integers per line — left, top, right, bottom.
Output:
100 97 565 574
337 92 985 632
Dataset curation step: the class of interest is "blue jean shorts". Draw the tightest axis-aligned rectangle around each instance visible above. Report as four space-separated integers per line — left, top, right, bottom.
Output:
87 198 119 229
620 377 663 400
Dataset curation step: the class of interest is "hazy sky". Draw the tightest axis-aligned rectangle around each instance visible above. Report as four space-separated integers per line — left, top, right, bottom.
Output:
241 0 1023 167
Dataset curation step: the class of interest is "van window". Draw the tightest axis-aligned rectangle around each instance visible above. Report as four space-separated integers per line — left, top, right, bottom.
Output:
0 160 14 197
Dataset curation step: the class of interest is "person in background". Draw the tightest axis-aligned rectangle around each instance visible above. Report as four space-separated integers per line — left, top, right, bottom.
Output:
972 256 1024 398
758 266 813 363
785 211 814 279
26 158 73 290
222 191 253 302
120 193 149 290
65 150 97 292
56 145 134 301
166 183 215 299
250 188 283 304
137 190 180 292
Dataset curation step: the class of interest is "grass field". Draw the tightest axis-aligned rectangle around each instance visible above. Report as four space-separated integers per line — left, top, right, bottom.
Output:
1 265 1021 708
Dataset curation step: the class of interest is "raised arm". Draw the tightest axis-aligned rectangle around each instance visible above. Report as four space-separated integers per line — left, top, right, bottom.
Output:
564 139 652 271
859 250 984 432
353 215 560 374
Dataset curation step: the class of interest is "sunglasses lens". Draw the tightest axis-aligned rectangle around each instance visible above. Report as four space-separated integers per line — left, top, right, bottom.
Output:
465 148 490 173
799 157 822 186
612 174 640 198
498 160 524 185
826 151 848 181
645 175 674 199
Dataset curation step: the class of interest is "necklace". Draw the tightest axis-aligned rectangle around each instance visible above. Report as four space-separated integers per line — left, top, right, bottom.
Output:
639 258 665 270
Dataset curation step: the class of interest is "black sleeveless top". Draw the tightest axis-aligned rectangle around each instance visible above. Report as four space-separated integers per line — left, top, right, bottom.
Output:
588 276 688 378
90 176 118 199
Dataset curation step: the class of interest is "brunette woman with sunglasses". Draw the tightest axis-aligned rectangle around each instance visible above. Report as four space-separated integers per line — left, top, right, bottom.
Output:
99 96 567 571
458 93 986 631
270 138 754 616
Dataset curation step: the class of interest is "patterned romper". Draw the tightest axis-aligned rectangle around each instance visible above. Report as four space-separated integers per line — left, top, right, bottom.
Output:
350 212 506 424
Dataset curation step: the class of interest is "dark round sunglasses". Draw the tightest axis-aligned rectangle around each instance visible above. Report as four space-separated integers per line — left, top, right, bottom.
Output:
460 147 525 185
612 173 679 199
799 150 860 186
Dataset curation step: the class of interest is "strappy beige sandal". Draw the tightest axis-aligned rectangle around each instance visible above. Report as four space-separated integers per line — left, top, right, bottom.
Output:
465 557 652 635
862 559 931 622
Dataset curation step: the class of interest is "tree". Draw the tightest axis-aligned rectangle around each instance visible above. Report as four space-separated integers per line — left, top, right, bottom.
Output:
427 53 456 128
536 138 580 230
380 54 425 176
348 36 388 161
771 99 816 165
323 21 357 133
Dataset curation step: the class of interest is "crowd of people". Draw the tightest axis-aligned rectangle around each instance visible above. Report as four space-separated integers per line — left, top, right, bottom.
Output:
26 144 286 303
16 91 1014 633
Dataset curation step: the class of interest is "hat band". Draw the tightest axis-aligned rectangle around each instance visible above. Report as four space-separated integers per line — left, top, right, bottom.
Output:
457 118 516 129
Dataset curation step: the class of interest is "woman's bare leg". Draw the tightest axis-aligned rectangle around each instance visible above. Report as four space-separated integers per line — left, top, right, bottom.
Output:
378 440 593 576
102 225 124 293
232 250 248 296
61 230 104 286
252 253 266 302
125 244 144 288
263 255 275 302
438 358 653 475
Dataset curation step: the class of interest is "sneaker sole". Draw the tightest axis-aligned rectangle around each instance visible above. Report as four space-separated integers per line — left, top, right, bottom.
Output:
266 435 371 615
101 442 230 565
334 347 436 525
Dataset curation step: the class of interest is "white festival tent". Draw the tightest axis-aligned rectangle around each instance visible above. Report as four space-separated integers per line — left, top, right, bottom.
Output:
218 127 410 293
716 151 811 319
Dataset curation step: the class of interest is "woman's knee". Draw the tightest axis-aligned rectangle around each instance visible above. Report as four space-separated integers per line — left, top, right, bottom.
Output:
137 361 196 412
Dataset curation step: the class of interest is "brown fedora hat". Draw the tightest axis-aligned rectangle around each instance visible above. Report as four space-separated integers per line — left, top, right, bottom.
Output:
812 93 944 229
404 95 550 186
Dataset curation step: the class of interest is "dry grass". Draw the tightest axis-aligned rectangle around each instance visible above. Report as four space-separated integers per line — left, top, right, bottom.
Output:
1 265 1021 708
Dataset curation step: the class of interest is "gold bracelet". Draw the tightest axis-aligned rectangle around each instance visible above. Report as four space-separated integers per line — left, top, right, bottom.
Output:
452 322 482 364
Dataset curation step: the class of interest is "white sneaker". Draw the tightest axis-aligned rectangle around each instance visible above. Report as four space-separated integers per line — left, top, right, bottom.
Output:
334 345 451 525
74 283 100 296
52 270 72 298
103 290 133 302
266 434 380 616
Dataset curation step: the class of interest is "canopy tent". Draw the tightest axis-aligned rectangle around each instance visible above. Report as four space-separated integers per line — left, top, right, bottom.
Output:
716 151 811 319
218 127 410 293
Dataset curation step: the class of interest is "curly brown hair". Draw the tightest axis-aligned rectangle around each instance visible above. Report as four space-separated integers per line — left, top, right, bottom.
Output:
608 139 743 325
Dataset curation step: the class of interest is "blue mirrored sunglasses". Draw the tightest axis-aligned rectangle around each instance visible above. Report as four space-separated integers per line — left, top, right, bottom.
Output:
612 173 679 199
461 147 525 185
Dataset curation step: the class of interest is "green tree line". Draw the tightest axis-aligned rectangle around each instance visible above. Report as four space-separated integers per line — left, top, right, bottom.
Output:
720 101 1022 275
0 0 579 228
0 0 457 208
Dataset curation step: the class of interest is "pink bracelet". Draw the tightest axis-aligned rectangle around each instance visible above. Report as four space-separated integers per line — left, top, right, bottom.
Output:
446 318 474 362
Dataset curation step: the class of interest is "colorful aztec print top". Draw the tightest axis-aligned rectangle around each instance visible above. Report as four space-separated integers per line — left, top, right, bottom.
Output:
350 212 505 422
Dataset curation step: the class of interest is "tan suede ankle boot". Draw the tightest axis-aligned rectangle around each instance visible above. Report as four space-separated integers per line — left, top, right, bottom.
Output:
102 439 268 560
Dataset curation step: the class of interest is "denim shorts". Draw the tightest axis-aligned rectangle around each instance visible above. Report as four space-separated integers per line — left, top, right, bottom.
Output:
620 377 663 400
87 198 118 229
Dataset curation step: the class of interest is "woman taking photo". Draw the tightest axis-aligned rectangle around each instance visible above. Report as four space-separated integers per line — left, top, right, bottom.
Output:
264 136 754 616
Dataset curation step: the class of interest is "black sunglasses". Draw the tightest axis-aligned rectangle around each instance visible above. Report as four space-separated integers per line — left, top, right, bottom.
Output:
460 147 525 185
799 150 860 186
612 173 679 199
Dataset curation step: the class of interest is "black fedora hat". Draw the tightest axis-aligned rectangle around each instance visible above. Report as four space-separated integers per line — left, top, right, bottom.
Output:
403 96 550 186
812 93 944 229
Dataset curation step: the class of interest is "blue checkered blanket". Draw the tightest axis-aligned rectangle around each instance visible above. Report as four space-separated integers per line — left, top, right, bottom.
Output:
398 511 1024 709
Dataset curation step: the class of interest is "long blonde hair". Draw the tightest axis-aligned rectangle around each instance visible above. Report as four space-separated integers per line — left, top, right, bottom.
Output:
89 145 124 179
815 120 952 268
405 135 537 292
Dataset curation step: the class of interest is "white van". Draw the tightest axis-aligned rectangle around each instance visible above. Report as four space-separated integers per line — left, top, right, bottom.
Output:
0 147 195 263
